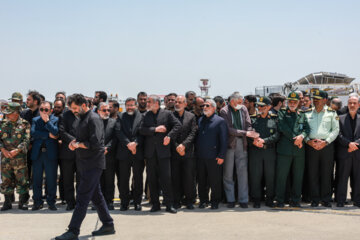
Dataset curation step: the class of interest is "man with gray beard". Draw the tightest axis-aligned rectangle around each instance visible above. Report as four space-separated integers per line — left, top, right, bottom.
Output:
97 102 117 210
171 95 198 209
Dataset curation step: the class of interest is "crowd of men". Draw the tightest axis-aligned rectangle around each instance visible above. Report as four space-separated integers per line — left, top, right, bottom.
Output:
1 88 359 216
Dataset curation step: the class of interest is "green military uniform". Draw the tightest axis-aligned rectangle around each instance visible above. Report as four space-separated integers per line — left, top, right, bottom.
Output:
248 97 279 207
0 102 30 210
275 92 310 207
303 90 339 206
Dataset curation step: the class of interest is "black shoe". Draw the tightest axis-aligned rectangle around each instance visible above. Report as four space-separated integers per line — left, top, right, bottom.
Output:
91 205 97 210
107 202 114 210
276 202 285 208
32 203 43 211
265 201 275 208
55 230 79 240
227 202 235 208
173 203 181 209
66 203 75 211
211 203 219 209
199 202 207 209
239 203 248 209
18 194 29 210
1 195 12 211
48 204 57 211
322 202 332 208
150 205 161 212
92 223 115 236
253 202 261 208
186 204 194 210
353 202 360 208
166 206 177 214
311 201 319 207
61 200 66 205
134 204 142 211
120 204 129 211
290 202 301 208
336 202 344 207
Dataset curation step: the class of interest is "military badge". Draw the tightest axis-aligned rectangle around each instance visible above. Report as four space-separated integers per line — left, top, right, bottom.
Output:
17 134 22 139
270 129 274 133
336 116 339 120
291 92 296 98
26 129 30 133
3 133 7 138
260 97 263 102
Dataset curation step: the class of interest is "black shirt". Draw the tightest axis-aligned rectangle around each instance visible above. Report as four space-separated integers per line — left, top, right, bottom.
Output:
75 110 105 171
349 113 357 141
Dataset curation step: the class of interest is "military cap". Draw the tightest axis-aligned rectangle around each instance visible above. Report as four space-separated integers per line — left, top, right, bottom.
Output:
9 92 23 101
2 102 21 114
256 96 272 106
312 90 327 100
287 91 300 101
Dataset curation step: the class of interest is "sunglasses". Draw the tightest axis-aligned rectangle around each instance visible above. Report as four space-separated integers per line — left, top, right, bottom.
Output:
203 104 211 108
101 109 111 112
40 108 50 112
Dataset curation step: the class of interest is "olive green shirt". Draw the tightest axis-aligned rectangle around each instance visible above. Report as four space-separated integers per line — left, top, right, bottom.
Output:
304 106 339 144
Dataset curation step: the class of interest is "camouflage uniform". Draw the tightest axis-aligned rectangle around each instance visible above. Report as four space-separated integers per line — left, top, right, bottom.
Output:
0 102 30 210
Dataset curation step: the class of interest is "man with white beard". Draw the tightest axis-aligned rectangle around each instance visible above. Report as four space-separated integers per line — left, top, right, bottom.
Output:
97 102 117 210
196 99 228 209
275 91 310 208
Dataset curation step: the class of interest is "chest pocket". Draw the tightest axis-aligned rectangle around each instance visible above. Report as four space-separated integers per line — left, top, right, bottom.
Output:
321 116 332 129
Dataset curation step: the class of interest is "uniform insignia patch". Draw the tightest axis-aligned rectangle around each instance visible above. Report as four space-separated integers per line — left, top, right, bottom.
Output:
291 92 296 98
3 133 7 138
17 134 22 139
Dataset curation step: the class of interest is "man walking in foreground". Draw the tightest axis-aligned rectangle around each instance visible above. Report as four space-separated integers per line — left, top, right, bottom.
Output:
55 94 114 240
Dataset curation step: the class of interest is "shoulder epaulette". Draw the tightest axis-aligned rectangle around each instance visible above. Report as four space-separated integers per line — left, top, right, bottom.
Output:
327 107 335 112
250 113 257 118
270 113 278 117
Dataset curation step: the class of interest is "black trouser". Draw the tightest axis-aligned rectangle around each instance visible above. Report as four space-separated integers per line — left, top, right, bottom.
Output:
60 158 79 205
337 154 360 204
58 158 65 201
197 158 223 204
248 147 276 202
147 153 173 207
100 156 116 204
68 168 113 234
171 154 195 205
119 156 145 205
306 143 334 203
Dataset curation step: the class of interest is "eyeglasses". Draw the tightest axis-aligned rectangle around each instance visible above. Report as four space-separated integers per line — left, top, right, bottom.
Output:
40 108 50 112
101 109 111 112
175 101 185 104
257 105 267 108
203 104 211 108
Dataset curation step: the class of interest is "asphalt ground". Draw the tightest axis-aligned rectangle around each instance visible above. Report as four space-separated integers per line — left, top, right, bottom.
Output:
1 193 360 240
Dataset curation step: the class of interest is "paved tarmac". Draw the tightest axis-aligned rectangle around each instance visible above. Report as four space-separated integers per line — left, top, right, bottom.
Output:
1 197 360 240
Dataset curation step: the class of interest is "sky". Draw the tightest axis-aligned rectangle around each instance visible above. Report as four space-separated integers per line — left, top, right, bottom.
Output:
1 0 360 101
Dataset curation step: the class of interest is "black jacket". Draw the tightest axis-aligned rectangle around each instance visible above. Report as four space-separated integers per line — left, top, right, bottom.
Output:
171 111 198 158
75 110 105 171
140 108 181 159
337 113 360 160
58 110 79 160
116 110 144 160
103 118 117 161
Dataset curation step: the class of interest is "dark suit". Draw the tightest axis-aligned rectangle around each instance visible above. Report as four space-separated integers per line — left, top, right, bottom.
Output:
31 114 59 206
68 110 113 234
140 108 181 207
171 111 198 206
196 113 228 204
336 113 360 205
100 118 117 204
58 110 79 205
116 110 145 205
